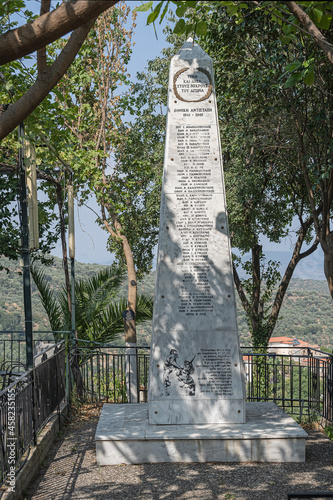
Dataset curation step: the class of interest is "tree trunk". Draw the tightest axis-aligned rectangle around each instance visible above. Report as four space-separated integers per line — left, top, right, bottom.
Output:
250 244 264 346
233 218 319 349
70 349 84 399
0 21 94 140
324 232 333 299
266 217 319 341
121 234 137 344
119 229 139 403
284 1 333 65
101 211 139 402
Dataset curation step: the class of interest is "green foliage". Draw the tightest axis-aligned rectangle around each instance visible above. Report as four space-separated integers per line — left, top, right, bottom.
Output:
0 174 20 267
324 425 333 440
93 370 128 403
141 1 333 87
30 263 153 345
108 96 165 275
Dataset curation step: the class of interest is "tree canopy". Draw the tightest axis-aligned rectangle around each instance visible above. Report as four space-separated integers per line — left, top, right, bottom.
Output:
132 3 332 345
0 0 119 139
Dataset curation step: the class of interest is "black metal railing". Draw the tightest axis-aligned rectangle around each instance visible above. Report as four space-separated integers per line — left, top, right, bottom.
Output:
242 346 333 423
0 342 66 487
75 345 332 424
0 337 332 488
0 331 68 371
34 343 66 430
77 345 150 404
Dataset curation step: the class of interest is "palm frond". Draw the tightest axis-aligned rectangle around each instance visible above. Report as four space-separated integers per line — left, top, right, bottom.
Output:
30 265 63 336
75 268 125 323
136 294 154 320
31 263 154 347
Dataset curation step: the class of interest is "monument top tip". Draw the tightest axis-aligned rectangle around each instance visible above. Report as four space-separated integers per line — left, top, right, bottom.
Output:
175 37 210 61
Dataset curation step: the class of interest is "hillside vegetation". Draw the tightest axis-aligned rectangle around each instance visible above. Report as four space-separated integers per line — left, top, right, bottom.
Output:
0 256 332 350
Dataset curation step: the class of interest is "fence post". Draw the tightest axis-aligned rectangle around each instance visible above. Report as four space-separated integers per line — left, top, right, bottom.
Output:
18 123 33 370
327 357 333 423
32 365 37 446
125 344 138 403
65 342 70 403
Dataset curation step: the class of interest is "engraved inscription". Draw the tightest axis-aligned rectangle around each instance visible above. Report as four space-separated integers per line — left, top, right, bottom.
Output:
173 67 212 103
169 121 218 317
197 348 233 396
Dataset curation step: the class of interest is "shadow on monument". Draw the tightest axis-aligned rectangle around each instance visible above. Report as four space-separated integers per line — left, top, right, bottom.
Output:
95 36 307 466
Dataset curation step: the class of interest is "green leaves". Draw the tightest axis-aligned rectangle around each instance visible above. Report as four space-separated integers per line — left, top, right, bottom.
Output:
284 61 302 72
174 18 185 34
133 1 153 13
284 71 304 88
32 263 154 344
137 0 212 38
283 58 316 88
176 4 189 17
309 4 332 30
196 20 208 36
303 68 315 85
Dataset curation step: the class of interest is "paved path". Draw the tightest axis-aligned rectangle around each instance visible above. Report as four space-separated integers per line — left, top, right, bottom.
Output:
25 407 333 500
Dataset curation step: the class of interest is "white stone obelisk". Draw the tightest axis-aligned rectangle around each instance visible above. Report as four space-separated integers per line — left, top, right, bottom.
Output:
148 38 246 425
96 40 307 465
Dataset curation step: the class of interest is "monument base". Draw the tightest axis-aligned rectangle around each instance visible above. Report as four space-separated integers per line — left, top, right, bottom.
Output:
95 402 307 464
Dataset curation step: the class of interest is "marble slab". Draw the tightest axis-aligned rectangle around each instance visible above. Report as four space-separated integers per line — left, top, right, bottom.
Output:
95 402 307 464
148 38 246 424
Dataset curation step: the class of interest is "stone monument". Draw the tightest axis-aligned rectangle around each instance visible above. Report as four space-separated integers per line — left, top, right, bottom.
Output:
148 38 246 425
95 39 307 464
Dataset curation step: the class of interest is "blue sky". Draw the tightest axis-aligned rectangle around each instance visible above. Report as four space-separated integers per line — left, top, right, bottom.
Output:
52 1 170 264
45 1 323 272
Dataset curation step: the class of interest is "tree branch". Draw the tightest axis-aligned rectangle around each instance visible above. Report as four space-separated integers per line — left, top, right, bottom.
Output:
233 261 251 317
267 213 320 340
0 0 118 65
0 21 93 140
284 1 333 64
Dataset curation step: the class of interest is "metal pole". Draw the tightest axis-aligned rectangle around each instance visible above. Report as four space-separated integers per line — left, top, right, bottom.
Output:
18 123 33 369
68 180 76 346
71 257 75 345
67 180 76 403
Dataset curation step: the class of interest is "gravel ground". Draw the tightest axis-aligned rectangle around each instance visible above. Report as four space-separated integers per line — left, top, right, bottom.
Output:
24 405 333 500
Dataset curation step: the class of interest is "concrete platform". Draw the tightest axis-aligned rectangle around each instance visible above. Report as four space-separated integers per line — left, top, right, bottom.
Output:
95 402 307 464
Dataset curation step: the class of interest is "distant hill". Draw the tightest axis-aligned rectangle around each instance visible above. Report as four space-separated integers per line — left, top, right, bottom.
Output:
266 250 325 281
0 255 109 336
0 254 331 351
136 272 333 350
236 249 325 281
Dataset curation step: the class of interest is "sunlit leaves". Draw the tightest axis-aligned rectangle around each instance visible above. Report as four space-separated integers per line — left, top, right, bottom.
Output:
136 1 333 88
31 264 153 344
133 1 153 13
174 18 185 34
283 57 316 87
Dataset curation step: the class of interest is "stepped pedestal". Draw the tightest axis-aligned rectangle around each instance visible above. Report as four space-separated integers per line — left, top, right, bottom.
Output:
96 402 307 464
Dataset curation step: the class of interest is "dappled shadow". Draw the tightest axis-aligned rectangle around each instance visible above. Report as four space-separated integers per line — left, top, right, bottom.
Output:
26 417 333 500
146 38 246 427
95 402 308 465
